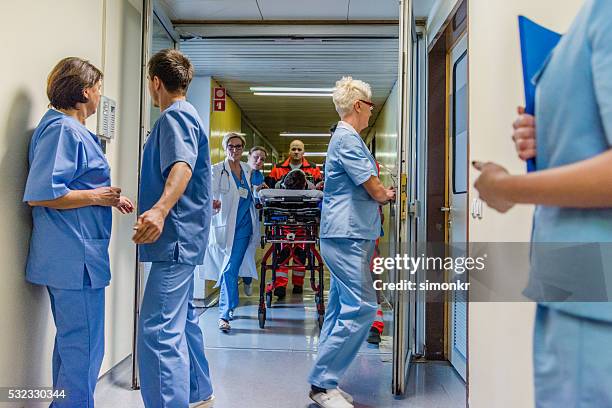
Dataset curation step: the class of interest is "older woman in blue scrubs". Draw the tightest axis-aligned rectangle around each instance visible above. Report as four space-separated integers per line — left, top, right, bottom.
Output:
203 132 259 332
308 77 395 408
475 1 612 406
24 57 133 407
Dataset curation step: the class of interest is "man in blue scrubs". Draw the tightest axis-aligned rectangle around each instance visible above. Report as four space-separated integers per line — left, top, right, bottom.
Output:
133 49 214 408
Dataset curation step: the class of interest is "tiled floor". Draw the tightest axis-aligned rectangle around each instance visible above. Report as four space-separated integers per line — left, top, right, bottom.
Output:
94 285 466 408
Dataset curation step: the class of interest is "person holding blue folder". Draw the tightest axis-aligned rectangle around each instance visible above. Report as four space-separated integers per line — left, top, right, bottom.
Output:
473 1 612 406
517 15 561 172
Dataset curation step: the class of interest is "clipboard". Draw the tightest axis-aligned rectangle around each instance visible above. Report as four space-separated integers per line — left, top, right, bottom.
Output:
518 16 562 172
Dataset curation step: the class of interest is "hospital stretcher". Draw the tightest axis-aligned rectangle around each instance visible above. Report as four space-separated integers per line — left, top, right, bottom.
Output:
257 189 325 329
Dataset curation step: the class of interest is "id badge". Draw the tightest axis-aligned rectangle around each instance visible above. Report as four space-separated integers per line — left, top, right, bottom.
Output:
238 187 248 199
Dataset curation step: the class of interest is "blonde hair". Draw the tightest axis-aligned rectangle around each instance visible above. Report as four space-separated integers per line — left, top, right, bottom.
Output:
332 76 372 117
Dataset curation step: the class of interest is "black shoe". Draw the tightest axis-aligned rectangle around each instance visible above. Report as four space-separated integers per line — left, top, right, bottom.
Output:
367 328 382 345
292 285 303 294
274 286 286 299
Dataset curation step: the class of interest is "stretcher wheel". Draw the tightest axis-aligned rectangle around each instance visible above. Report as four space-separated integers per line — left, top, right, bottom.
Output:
266 291 272 308
317 314 325 330
258 309 266 328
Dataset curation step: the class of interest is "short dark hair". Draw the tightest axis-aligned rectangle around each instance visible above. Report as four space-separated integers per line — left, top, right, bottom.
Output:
148 49 194 95
47 57 103 110
249 146 268 156
283 169 307 190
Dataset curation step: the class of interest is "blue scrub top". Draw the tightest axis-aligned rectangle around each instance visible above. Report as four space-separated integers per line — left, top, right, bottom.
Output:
320 122 379 240
138 101 212 265
251 169 264 187
527 0 612 321
232 170 253 239
23 109 112 290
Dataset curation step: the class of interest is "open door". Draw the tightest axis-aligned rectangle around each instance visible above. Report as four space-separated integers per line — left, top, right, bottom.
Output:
132 0 178 389
447 33 468 381
392 0 419 395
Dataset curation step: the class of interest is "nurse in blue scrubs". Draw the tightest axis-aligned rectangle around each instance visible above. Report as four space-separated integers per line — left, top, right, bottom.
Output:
133 49 214 408
475 1 612 405
308 77 395 408
243 145 268 294
24 57 134 407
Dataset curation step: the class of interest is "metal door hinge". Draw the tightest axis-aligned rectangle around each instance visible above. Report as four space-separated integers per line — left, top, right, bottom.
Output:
408 200 420 216
400 173 408 221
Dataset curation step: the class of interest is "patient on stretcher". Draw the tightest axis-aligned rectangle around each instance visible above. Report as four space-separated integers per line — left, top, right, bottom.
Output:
274 168 316 190
259 169 322 298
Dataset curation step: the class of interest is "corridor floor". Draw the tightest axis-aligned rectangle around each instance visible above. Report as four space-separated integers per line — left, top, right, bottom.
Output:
94 285 466 408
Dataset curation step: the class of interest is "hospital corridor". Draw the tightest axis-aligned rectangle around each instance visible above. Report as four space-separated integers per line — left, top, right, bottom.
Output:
94 285 465 407
2 0 612 408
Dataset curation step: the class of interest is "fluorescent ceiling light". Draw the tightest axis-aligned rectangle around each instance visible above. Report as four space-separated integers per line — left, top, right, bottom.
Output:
304 152 327 157
280 132 330 137
250 87 334 93
253 92 333 97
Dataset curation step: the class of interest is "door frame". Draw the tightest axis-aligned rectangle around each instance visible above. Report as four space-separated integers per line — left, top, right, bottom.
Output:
392 0 416 396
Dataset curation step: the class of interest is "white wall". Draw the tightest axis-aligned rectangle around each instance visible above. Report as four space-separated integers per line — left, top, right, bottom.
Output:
188 76 213 137
467 1 583 407
0 0 142 392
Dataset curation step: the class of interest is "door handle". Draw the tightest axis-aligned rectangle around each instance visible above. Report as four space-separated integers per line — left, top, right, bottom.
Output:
471 199 484 219
440 206 452 212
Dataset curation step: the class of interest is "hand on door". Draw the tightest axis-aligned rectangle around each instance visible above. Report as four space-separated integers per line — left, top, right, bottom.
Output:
472 161 515 213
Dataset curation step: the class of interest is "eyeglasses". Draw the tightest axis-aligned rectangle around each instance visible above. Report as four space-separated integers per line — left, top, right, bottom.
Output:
227 144 244 151
358 99 375 111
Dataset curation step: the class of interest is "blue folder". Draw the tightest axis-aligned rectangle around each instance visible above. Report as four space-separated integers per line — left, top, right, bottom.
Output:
518 16 562 172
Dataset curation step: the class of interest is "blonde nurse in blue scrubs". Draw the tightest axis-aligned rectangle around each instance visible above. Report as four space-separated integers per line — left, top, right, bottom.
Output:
308 77 395 408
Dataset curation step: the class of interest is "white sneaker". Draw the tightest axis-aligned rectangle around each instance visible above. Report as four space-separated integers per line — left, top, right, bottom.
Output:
190 395 215 407
310 389 354 408
336 387 354 404
244 283 253 296
218 319 230 332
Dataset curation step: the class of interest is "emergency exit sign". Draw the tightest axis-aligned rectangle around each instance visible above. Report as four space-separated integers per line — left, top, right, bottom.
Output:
213 87 226 112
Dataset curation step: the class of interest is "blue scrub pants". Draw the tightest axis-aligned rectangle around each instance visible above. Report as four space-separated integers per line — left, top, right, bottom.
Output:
218 235 251 321
138 262 213 408
47 273 104 408
309 238 378 389
534 305 612 407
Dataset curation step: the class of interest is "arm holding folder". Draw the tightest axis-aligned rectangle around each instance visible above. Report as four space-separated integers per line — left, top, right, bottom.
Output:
518 16 562 172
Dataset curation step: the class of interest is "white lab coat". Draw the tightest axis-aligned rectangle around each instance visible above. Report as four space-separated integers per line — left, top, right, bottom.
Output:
200 159 259 283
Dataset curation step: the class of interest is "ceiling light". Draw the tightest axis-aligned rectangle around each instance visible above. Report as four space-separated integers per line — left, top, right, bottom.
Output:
304 152 327 157
253 92 333 97
250 87 334 93
280 132 330 137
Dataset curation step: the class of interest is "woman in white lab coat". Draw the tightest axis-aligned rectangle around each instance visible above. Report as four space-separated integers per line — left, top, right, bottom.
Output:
202 132 259 331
